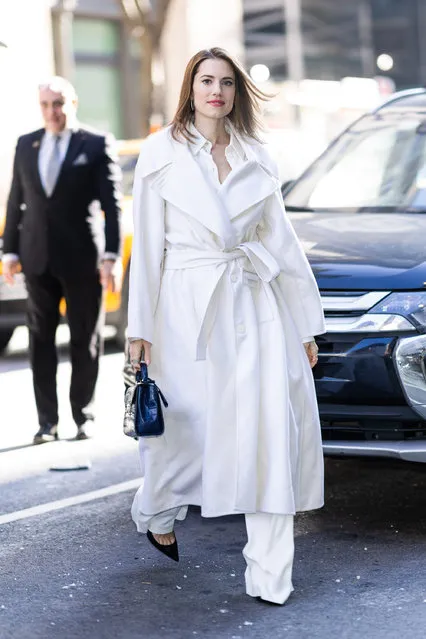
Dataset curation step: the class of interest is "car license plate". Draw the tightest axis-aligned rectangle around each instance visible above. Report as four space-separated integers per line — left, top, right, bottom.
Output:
0 273 28 301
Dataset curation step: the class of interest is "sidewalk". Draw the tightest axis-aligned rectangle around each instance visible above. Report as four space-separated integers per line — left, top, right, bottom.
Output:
0 326 134 484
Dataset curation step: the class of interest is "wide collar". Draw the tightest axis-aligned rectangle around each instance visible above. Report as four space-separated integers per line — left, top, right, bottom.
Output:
139 126 279 248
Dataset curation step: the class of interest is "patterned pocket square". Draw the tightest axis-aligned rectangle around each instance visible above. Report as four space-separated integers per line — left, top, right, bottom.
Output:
72 153 88 166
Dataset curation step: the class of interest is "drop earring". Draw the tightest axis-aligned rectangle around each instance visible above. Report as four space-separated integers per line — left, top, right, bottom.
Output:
190 98 194 111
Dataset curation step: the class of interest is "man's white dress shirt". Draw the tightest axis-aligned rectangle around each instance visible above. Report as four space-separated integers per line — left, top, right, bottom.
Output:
38 128 72 194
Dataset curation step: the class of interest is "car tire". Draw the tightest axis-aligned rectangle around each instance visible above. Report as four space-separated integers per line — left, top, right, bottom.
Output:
113 267 129 350
0 328 15 354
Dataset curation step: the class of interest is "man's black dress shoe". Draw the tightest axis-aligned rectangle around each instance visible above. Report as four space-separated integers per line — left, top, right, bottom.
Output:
147 530 179 562
33 424 58 445
75 421 93 440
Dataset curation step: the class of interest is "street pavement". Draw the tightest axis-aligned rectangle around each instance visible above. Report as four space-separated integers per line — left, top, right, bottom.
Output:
1 327 426 639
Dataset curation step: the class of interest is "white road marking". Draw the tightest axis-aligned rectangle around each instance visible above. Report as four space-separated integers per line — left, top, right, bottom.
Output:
0 478 142 526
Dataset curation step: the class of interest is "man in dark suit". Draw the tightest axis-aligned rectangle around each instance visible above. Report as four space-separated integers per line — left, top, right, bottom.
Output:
2 76 122 444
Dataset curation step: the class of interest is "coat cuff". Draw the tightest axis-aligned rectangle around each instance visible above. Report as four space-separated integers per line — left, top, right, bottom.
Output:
302 336 315 344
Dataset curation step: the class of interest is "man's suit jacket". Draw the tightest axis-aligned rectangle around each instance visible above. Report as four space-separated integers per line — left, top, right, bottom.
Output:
3 126 122 278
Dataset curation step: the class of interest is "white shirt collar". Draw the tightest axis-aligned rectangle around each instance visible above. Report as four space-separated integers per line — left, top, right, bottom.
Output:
188 120 246 161
43 125 75 141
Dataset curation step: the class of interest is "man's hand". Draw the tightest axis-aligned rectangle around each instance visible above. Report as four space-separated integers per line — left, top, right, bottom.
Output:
100 259 122 292
304 340 319 368
2 259 20 285
129 339 152 370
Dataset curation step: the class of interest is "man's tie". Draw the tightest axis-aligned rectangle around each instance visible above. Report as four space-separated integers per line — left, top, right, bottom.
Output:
44 135 62 197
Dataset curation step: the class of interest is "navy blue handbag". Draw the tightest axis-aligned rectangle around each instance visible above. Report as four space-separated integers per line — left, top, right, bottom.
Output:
123 363 168 438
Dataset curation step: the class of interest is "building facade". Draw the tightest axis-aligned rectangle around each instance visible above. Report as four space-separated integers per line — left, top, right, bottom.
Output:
161 0 244 121
52 0 141 139
49 0 426 142
371 0 426 89
50 0 245 135
243 0 426 90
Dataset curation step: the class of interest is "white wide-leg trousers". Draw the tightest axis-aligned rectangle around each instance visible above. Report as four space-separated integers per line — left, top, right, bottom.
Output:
243 513 294 605
143 508 294 605
145 506 183 534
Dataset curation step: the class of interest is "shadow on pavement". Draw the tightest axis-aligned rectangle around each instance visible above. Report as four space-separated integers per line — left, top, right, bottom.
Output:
0 435 87 455
0 442 36 454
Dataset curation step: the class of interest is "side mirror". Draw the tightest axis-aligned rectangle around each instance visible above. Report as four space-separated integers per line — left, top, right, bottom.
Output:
281 180 294 196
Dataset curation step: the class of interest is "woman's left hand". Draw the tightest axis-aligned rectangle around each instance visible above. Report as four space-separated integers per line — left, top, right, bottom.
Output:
304 340 318 368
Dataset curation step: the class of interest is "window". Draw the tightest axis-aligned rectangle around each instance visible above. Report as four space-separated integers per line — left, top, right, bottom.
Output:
285 113 426 211
72 18 123 138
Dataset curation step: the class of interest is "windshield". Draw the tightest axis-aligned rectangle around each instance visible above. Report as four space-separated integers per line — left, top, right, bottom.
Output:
118 153 138 197
285 111 426 212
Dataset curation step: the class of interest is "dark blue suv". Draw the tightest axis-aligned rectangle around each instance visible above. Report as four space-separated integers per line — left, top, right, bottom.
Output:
284 89 426 464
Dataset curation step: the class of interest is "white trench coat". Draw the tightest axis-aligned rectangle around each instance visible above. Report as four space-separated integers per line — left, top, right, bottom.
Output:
128 125 326 527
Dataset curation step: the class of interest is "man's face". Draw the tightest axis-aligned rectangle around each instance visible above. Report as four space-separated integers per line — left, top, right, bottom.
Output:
39 87 77 133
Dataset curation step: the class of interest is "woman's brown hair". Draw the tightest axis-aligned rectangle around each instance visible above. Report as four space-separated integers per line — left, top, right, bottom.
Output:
170 47 271 143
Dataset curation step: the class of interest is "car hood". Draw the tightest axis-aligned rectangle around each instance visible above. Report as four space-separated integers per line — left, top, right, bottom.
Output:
288 211 426 290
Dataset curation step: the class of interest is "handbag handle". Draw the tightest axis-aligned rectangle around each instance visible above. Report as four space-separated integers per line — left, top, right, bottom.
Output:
135 362 148 384
134 362 168 408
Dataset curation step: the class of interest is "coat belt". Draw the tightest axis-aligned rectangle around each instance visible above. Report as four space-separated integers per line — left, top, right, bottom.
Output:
163 242 280 360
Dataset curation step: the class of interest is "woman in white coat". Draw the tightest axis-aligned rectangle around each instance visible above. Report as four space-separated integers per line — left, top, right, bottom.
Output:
128 47 325 605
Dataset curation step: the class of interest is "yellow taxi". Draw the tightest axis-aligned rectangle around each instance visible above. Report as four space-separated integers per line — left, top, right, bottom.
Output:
99 137 141 346
0 138 141 353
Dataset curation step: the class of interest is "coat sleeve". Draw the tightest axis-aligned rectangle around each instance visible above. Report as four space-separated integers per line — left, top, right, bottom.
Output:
3 138 24 256
257 188 325 340
127 155 165 343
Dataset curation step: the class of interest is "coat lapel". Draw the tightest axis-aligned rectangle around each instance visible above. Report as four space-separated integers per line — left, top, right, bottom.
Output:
217 121 280 219
219 160 279 220
140 125 280 247
151 139 236 248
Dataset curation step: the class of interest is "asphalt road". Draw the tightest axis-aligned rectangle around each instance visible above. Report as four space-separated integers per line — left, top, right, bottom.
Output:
1 328 426 639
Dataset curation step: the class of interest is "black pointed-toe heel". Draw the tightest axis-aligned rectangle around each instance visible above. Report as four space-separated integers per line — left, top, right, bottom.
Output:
147 530 179 562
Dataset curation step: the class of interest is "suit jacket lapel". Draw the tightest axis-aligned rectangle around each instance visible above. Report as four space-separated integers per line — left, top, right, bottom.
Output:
29 130 45 197
61 129 85 170
52 129 85 196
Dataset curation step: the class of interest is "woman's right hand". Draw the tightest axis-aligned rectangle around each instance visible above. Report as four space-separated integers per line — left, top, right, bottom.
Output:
129 339 152 370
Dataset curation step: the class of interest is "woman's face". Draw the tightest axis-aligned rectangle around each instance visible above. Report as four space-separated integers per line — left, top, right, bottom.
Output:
192 58 236 120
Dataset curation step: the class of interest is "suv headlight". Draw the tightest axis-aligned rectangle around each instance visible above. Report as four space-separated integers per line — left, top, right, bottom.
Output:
394 334 426 419
372 293 426 418
370 292 426 330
